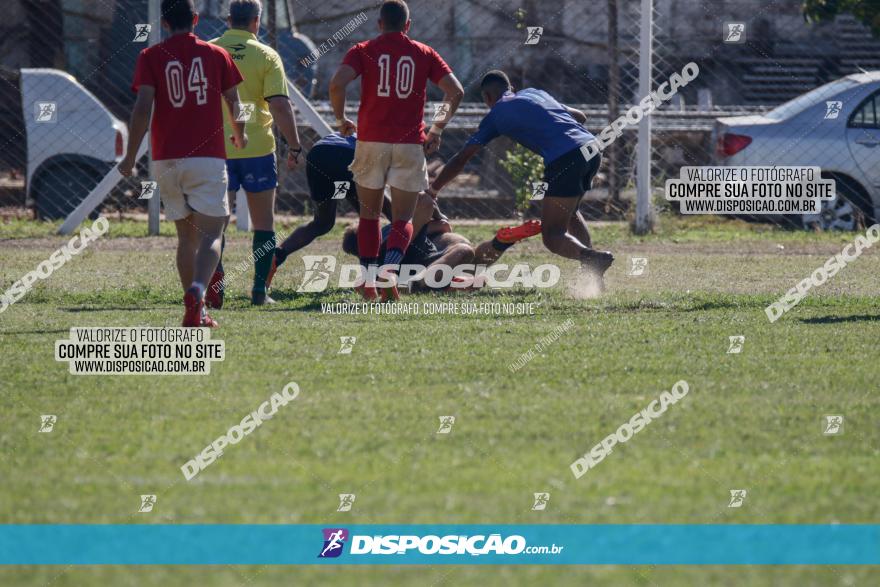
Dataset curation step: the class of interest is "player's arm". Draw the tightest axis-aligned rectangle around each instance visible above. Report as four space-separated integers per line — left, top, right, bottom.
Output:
329 64 358 136
424 73 464 155
563 104 587 125
428 144 482 195
265 53 302 169
267 97 302 169
118 86 154 177
222 86 248 149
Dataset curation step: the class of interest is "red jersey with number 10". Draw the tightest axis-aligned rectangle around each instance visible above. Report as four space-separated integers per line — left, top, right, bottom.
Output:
342 32 452 144
132 33 243 161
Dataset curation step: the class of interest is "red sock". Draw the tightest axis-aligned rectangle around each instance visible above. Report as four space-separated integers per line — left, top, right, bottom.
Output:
357 218 381 266
385 220 413 265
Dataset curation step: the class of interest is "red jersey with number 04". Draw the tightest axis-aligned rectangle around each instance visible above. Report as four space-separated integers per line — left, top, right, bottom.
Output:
342 32 452 144
132 33 243 160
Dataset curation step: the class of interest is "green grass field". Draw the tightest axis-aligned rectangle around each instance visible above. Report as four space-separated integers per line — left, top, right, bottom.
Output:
1 216 879 585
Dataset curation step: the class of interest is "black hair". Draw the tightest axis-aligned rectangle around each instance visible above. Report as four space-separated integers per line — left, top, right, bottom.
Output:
161 0 196 31
341 226 359 257
480 70 512 98
380 0 409 32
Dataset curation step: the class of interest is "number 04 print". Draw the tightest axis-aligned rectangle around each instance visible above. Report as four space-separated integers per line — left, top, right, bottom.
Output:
165 57 208 108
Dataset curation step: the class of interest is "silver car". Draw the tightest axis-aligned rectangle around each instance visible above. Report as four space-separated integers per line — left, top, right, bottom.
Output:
714 72 880 230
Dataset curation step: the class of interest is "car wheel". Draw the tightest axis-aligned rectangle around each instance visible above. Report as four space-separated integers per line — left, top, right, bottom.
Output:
802 182 868 231
33 163 105 221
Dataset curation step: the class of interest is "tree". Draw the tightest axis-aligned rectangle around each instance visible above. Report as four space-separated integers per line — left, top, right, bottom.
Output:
803 0 880 36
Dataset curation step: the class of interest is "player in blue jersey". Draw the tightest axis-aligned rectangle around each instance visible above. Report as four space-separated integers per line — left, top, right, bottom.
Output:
266 132 392 288
429 70 614 285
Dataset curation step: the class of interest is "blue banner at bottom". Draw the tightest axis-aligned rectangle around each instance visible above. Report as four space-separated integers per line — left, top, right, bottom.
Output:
1 525 878 565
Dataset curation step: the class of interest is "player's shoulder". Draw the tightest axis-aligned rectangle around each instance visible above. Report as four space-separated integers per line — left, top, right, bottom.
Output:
348 38 372 51
138 42 162 60
409 38 435 51
252 40 282 63
406 37 442 57
516 88 556 104
196 36 232 57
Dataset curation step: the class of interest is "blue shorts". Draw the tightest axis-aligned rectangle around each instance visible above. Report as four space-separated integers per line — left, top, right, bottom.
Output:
226 153 278 193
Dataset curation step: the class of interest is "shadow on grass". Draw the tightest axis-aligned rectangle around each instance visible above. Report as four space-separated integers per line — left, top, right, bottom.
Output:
799 314 880 324
0 328 70 336
62 306 170 313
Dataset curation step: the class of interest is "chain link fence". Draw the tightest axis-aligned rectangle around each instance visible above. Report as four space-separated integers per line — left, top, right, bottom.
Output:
2 0 879 230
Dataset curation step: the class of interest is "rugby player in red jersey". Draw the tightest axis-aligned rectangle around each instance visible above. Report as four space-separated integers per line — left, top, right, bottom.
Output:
329 0 464 301
118 0 247 327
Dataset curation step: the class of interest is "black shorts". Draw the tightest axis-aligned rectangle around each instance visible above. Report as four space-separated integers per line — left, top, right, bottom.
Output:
544 146 601 198
380 225 444 266
306 144 358 204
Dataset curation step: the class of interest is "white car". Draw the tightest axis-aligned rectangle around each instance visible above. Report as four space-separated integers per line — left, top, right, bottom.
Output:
20 68 127 219
714 72 880 230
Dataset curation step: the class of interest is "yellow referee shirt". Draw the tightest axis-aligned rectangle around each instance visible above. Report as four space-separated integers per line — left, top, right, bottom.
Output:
211 29 289 159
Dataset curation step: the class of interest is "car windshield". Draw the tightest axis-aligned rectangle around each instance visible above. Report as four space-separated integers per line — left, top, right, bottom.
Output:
764 79 859 121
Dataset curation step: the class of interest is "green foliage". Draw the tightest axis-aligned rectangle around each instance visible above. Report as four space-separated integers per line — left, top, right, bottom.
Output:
803 0 880 36
499 145 545 213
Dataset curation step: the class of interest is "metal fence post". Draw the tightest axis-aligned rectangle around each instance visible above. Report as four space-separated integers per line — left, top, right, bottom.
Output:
634 0 655 234
147 0 161 236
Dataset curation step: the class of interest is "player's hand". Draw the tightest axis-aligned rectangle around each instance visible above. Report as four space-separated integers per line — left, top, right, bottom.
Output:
231 132 248 150
338 118 356 136
287 147 303 170
118 156 135 178
424 131 442 155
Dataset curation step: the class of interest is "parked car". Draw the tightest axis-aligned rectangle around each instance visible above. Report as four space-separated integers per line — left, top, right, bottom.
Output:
714 71 880 230
20 68 127 219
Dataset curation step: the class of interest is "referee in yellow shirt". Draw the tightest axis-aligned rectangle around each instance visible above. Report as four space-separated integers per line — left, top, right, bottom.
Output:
211 0 302 306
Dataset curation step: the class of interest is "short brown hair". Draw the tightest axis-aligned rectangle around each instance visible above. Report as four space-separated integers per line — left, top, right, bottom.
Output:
380 0 409 31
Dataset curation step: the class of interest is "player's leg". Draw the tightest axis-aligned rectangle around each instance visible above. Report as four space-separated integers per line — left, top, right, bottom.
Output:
541 197 592 259
542 148 613 271
568 210 592 248
566 153 601 249
205 202 230 310
153 159 199 293
173 217 198 290
190 212 227 287
272 199 338 275
272 145 347 285
238 154 279 305
207 158 240 309
183 211 227 327
356 185 385 247
349 142 392 300
378 186 420 301
245 188 276 305
474 221 540 265
486 219 543 264
179 158 232 327
385 143 429 267
349 186 392 220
